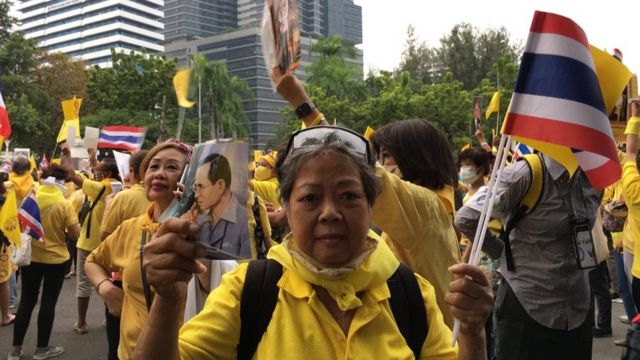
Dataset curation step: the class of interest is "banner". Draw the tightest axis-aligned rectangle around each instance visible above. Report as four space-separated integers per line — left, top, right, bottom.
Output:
57 98 82 143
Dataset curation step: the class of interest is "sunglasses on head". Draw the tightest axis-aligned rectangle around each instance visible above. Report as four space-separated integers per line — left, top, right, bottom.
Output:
284 126 372 164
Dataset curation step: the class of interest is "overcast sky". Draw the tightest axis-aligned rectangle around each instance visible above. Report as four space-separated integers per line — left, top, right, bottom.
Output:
354 0 640 77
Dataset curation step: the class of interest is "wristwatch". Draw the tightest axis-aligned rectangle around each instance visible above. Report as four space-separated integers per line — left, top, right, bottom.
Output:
295 101 315 119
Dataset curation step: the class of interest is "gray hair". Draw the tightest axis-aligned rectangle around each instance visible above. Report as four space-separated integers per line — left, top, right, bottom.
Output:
276 133 379 206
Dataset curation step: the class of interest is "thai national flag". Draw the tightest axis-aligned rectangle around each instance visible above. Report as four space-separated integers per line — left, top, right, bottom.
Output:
512 143 533 161
18 189 44 242
98 126 146 152
502 11 625 189
39 155 49 171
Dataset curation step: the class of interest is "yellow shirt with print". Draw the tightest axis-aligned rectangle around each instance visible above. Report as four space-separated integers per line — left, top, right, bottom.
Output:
77 179 113 252
373 165 460 328
100 184 150 235
87 205 153 360
31 200 78 264
178 259 457 359
622 161 640 277
250 177 281 208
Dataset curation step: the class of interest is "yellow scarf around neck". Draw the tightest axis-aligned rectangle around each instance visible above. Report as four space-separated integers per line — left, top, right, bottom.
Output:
268 231 399 311
9 173 34 199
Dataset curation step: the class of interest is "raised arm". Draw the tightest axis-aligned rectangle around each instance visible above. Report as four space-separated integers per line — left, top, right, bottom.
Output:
272 68 329 128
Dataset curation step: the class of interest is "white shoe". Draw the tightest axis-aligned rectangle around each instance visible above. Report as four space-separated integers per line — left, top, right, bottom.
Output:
620 315 630 324
32 346 64 360
6 350 23 360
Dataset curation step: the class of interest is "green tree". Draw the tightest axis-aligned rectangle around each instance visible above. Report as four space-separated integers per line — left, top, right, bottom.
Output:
6 95 52 151
191 54 251 139
397 25 434 86
0 0 16 45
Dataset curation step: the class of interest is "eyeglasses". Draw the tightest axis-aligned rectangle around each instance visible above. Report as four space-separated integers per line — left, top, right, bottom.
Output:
284 126 372 164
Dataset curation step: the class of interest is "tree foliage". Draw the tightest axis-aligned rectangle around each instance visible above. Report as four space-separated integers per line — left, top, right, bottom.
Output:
191 54 251 139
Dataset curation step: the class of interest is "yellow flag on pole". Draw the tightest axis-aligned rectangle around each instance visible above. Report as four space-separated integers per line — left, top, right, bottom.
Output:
173 68 196 108
364 126 375 141
56 98 82 143
0 189 21 246
485 91 500 119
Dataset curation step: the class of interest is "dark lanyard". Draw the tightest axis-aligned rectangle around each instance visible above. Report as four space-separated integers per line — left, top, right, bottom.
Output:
140 230 153 312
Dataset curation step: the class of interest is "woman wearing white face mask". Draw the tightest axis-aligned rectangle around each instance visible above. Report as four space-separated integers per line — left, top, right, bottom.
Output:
457 147 491 203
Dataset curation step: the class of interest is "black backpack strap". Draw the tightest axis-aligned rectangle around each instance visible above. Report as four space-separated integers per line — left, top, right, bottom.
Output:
85 185 106 238
387 263 428 359
251 193 267 259
238 259 283 360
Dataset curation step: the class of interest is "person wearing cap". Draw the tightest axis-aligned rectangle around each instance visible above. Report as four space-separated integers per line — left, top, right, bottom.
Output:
8 164 81 360
134 118 493 360
250 152 281 209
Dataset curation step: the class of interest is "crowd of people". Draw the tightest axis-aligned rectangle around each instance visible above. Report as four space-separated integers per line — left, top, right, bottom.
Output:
0 67 637 360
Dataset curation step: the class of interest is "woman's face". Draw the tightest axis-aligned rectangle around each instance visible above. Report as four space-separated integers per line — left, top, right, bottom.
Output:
285 153 371 267
144 148 187 204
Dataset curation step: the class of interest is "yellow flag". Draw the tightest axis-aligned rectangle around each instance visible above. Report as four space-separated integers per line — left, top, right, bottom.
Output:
485 91 500 119
173 68 196 108
0 189 22 246
29 155 36 172
460 143 471 151
591 45 633 114
364 126 375 141
56 98 82 143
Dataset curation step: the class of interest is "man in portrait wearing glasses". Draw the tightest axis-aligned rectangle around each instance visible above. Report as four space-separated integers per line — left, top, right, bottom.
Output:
193 152 250 259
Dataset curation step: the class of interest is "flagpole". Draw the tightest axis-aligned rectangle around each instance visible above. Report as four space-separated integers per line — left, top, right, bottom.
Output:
496 68 501 135
198 76 202 144
451 133 512 346
4 139 9 157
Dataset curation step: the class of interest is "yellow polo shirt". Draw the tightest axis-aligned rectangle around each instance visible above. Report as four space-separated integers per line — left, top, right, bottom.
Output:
31 200 78 264
87 205 154 360
373 165 460 328
77 179 113 252
178 255 457 359
100 184 150 235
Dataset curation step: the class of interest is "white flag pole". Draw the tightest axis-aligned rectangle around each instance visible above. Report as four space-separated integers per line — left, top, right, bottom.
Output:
451 133 512 345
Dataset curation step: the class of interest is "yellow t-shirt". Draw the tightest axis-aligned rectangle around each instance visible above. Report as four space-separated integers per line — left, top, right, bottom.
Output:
373 165 460 328
250 177 281 208
100 184 150 235
77 179 114 252
31 200 78 264
178 251 458 359
622 161 640 277
87 205 154 360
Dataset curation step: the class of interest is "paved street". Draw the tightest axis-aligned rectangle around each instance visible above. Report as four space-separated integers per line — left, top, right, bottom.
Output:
0 273 632 359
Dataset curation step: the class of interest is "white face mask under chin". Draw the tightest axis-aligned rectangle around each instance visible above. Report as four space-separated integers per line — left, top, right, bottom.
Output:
383 164 403 178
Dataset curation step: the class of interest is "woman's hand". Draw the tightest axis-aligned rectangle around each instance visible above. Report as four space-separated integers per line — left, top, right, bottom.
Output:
173 182 185 200
103 285 124 317
271 67 309 108
445 263 493 337
142 218 206 299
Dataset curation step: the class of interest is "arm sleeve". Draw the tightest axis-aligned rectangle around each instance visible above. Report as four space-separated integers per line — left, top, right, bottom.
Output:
454 160 531 253
179 264 248 360
82 179 104 201
372 165 454 250
257 195 272 241
416 276 458 360
622 161 640 209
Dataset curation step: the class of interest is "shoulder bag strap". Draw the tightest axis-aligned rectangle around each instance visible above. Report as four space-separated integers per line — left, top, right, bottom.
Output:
238 259 283 360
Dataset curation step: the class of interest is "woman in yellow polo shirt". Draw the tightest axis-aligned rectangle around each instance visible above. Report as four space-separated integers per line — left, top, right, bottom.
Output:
135 126 493 360
84 140 192 360
8 165 81 360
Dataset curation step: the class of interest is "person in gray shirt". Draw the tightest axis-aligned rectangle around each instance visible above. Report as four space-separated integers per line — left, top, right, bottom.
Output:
456 152 600 360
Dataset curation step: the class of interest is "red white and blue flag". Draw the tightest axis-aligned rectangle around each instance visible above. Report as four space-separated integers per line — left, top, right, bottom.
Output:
512 143 533 161
0 89 12 144
39 154 49 171
502 11 627 189
98 126 146 152
18 189 44 242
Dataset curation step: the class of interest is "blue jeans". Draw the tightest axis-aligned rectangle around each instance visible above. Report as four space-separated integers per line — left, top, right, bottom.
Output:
9 271 16 305
616 251 637 319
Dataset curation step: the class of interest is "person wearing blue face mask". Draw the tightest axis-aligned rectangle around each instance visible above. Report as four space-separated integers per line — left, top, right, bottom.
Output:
457 147 491 204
